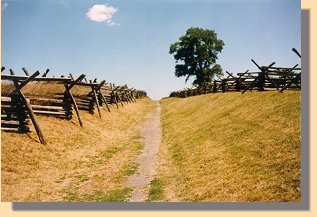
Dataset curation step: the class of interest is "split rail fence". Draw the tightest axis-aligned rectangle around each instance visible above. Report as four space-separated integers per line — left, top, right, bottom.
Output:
170 48 301 98
1 67 147 144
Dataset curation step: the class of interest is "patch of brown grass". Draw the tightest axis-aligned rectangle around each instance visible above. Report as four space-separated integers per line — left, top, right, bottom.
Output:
1 98 157 201
1 81 15 96
157 91 301 202
1 80 98 97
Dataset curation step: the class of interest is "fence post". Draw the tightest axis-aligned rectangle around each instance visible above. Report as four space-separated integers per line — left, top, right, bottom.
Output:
257 70 265 91
213 81 218 93
90 81 102 118
221 79 226 93
20 92 46 144
9 71 46 144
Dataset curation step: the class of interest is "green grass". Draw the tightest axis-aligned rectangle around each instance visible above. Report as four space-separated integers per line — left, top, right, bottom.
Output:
147 178 165 201
89 147 123 166
112 162 139 183
63 188 133 202
157 91 301 202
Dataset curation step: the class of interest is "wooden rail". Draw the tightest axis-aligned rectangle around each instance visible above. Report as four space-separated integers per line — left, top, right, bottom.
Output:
1 67 148 144
170 48 301 98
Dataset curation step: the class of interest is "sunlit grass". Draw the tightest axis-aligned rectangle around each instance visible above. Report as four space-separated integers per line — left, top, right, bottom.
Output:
1 98 157 201
157 91 301 202
63 188 133 202
147 178 165 201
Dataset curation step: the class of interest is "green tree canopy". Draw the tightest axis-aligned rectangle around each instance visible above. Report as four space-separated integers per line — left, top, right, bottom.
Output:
169 27 225 86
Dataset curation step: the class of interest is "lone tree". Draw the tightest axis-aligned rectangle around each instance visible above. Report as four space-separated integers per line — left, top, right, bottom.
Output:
169 27 225 86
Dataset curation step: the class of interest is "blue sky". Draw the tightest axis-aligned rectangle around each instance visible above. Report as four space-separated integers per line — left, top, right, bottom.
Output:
2 0 301 100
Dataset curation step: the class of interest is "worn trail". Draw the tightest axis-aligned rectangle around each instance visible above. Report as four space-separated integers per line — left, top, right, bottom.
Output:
126 101 162 202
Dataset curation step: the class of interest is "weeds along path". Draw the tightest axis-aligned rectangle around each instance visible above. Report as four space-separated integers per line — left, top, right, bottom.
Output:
126 101 162 202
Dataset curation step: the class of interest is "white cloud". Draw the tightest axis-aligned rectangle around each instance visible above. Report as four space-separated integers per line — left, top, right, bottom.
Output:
86 4 118 25
2 2 8 11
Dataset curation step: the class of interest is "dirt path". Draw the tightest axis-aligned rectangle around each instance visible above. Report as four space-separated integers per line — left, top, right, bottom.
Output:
126 101 162 202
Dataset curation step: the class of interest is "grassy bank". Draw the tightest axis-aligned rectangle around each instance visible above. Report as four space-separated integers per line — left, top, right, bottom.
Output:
1 98 157 201
155 91 301 202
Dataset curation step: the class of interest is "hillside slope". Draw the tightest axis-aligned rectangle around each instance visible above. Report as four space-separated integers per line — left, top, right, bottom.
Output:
1 98 157 201
155 91 301 202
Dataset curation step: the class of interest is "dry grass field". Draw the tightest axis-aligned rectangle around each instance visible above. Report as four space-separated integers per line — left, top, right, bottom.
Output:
1 84 301 202
153 91 301 202
1 98 157 201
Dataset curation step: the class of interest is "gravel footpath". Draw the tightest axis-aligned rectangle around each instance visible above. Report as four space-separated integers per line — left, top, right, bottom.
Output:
126 101 162 202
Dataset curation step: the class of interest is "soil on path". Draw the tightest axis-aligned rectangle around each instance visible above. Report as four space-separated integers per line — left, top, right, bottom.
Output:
126 101 162 202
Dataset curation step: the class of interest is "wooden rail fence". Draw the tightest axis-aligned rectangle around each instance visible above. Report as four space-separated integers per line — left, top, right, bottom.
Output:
1 67 147 144
170 48 301 98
